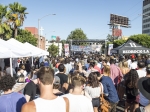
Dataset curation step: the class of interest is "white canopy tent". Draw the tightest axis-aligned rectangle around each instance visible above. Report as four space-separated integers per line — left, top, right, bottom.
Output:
0 39 49 76
24 42 49 56
7 38 44 57
0 39 33 58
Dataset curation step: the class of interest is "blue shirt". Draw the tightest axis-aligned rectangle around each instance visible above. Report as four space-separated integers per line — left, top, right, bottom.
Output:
0 92 26 112
85 63 89 70
100 76 119 103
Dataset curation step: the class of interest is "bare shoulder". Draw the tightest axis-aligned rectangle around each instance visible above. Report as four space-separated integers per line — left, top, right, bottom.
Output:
21 101 36 112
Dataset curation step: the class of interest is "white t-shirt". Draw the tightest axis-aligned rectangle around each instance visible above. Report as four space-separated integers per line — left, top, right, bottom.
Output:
136 70 146 78
33 97 66 112
62 93 94 112
129 62 137 69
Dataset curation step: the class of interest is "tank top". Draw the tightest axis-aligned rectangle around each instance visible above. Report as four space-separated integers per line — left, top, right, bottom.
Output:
33 97 66 112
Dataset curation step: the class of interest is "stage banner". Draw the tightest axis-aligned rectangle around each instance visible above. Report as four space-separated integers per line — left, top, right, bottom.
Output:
108 44 113 55
71 45 102 52
64 44 69 56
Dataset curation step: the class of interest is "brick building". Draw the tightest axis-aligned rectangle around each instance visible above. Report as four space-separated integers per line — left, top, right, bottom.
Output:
25 27 46 50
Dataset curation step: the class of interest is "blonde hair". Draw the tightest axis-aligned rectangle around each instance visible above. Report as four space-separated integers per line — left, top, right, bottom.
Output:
122 61 128 68
103 65 110 76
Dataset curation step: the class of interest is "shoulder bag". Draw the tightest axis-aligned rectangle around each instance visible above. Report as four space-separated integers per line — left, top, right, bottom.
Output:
98 82 111 112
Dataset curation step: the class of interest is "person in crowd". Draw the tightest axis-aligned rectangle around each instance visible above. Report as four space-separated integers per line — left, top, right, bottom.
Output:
86 63 98 77
85 58 90 70
109 58 123 86
98 58 103 70
23 74 38 102
63 75 94 112
53 76 64 96
129 55 138 69
99 65 119 112
21 67 69 112
137 64 150 108
17 64 27 77
85 72 102 112
56 64 68 93
93 61 101 73
0 75 26 112
64 58 72 75
25 60 31 75
25 69 34 83
124 69 139 112
6 64 16 77
136 61 146 78
120 60 130 76
0 67 5 79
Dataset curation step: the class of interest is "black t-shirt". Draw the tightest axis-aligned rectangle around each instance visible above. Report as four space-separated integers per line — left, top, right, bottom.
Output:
24 81 36 101
56 73 68 87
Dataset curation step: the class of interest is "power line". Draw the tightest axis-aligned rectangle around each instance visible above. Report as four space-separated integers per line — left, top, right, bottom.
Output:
131 15 141 22
122 0 143 15
127 7 142 18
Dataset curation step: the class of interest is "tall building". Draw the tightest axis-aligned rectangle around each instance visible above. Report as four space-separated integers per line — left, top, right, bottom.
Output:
25 27 46 50
142 0 150 35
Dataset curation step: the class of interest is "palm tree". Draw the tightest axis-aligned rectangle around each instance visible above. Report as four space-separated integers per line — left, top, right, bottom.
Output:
0 5 12 39
8 2 28 38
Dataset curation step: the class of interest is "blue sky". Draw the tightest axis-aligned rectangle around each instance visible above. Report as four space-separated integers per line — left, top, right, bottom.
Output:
1 0 143 40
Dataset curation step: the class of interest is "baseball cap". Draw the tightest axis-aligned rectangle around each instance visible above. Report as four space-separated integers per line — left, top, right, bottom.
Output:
54 76 60 85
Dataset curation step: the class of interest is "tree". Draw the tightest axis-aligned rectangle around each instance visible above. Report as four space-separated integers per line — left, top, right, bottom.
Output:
113 39 126 48
129 34 150 48
106 34 121 42
48 44 59 57
16 29 37 46
8 2 28 38
110 34 150 48
67 28 87 40
0 4 12 39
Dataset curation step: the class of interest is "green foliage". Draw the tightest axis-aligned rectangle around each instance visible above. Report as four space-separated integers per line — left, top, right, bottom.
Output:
111 34 150 48
67 28 87 40
8 2 28 37
0 4 12 39
129 34 150 48
16 29 37 46
113 39 126 48
48 44 59 57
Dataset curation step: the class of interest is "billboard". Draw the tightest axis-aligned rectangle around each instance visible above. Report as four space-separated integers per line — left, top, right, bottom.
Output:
113 29 122 37
110 14 129 26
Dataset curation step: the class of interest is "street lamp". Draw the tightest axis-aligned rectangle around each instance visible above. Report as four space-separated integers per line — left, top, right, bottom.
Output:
38 14 56 48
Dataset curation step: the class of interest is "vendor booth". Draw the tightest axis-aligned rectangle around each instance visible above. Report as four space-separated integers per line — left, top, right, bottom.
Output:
111 40 150 54
0 38 49 95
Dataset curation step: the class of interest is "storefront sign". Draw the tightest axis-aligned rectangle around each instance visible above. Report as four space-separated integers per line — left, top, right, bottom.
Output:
123 50 149 54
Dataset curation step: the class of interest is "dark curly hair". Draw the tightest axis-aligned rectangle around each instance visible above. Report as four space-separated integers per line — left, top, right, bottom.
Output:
0 75 16 91
125 69 139 88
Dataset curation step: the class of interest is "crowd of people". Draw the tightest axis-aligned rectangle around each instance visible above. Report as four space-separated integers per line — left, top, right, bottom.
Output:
0 53 150 112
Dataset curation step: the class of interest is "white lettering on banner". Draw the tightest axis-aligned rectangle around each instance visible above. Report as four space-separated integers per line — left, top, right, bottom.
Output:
129 43 136 47
123 50 149 54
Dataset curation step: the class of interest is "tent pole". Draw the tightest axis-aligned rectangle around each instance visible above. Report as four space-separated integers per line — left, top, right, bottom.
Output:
10 58 13 77
32 56 33 66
